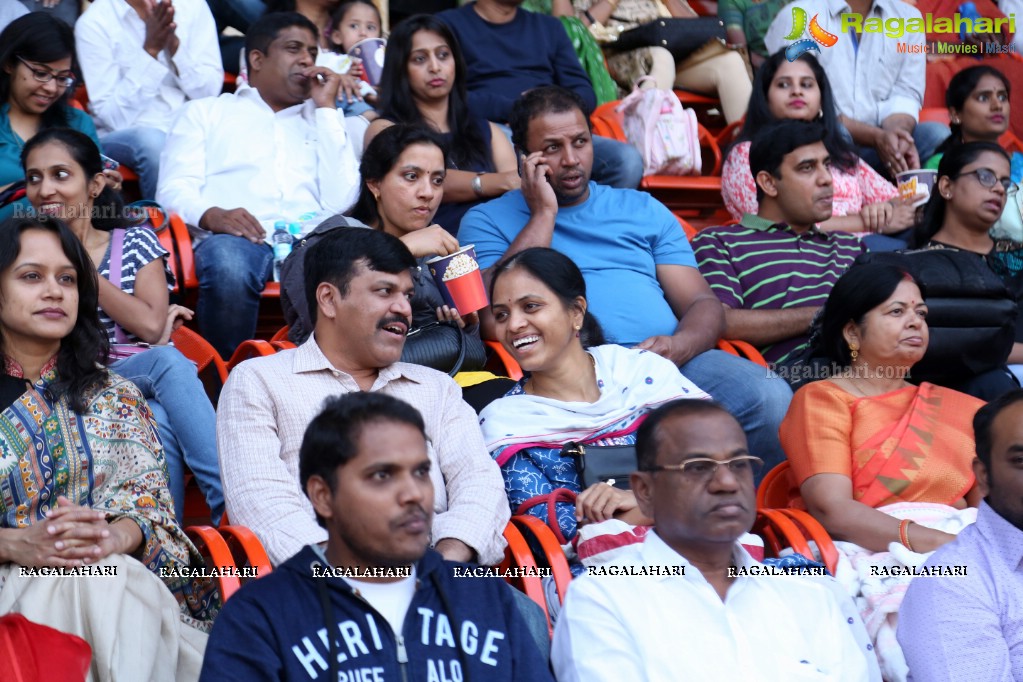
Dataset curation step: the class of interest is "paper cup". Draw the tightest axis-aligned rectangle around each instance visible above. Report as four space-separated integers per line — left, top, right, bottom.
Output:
427 245 488 316
897 170 938 208
348 38 386 87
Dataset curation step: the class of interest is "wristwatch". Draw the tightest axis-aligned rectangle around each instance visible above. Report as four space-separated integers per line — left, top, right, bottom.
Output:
472 172 485 197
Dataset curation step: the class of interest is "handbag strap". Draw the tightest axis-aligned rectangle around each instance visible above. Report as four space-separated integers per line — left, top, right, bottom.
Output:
446 325 467 377
515 488 578 545
107 228 130 345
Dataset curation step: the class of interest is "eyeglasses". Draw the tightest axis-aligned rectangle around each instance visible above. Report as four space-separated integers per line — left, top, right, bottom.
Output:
17 57 75 89
958 168 1012 191
642 455 764 482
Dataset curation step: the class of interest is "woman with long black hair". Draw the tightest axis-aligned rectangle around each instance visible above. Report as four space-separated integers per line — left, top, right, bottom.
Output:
363 14 520 235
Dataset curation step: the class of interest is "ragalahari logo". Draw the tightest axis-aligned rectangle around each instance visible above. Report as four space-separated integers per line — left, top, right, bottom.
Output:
785 7 840 60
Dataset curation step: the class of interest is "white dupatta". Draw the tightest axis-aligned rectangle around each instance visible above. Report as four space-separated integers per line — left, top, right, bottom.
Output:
479 344 709 466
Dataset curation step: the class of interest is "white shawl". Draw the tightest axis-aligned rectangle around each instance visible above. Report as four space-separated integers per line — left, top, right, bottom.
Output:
479 344 708 465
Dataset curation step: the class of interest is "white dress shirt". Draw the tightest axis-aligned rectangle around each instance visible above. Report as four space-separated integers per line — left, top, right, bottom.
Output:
75 0 223 135
216 336 510 566
156 84 360 239
552 530 873 681
765 0 925 126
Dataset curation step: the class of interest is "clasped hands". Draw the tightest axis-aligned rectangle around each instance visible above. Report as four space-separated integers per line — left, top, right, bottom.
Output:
10 496 136 568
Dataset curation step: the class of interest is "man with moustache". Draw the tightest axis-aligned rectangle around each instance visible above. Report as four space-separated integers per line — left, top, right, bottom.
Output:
156 12 361 358
216 228 508 567
898 390 1023 680
551 399 873 681
459 85 794 474
202 392 552 682
691 120 866 366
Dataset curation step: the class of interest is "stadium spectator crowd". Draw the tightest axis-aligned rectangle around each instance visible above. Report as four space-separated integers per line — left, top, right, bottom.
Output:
0 0 1021 680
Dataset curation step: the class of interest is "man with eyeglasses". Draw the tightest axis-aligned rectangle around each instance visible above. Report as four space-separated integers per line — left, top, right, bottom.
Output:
551 399 876 681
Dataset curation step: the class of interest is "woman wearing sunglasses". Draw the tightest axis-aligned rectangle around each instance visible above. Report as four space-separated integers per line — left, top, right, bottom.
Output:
911 141 1023 385
0 14 105 222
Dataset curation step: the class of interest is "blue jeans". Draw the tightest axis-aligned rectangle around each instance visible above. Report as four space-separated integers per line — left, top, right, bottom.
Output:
194 234 273 359
857 122 952 178
506 583 551 661
679 349 793 478
110 346 223 525
591 135 644 190
17 0 78 25
101 127 166 200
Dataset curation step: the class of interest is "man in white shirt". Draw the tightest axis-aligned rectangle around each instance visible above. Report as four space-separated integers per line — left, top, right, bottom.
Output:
765 0 949 178
552 399 876 681
157 12 360 357
76 0 223 200
217 228 509 567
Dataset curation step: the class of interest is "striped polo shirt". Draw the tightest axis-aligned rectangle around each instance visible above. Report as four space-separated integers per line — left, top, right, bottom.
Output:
692 214 865 364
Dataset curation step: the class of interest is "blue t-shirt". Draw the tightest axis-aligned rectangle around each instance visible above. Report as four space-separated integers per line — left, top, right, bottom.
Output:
459 182 697 345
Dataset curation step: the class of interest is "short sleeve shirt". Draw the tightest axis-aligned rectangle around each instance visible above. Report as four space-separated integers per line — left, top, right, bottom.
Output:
459 182 696 346
97 226 174 344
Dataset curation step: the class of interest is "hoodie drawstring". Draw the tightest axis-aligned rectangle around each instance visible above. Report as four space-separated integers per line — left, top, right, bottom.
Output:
315 567 340 682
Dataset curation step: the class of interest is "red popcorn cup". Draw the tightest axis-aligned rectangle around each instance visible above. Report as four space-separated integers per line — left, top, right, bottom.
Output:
348 38 386 88
427 245 488 316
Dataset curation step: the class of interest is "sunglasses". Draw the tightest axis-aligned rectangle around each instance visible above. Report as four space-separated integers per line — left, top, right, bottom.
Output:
957 167 1012 191
17 57 75 89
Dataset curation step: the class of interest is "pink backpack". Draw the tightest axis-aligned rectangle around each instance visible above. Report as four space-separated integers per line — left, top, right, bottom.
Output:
617 77 701 177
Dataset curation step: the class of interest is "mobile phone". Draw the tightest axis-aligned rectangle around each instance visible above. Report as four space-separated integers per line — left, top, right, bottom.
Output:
100 154 120 171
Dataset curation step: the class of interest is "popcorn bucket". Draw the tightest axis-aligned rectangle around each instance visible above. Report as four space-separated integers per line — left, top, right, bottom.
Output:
348 38 386 87
897 170 938 208
427 245 488 316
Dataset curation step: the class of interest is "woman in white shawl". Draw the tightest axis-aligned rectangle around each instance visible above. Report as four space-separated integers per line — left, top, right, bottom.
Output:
479 247 708 544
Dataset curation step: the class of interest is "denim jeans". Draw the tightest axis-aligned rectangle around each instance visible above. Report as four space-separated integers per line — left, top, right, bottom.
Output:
506 582 551 661
17 0 78 26
110 346 224 524
194 234 273 359
857 122 952 178
679 349 793 478
591 135 644 190
101 127 166 200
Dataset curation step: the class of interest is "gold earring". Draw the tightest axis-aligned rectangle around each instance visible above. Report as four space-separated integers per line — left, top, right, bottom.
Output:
849 344 859 363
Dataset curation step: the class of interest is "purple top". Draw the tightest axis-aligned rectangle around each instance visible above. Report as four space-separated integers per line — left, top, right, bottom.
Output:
897 501 1023 681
